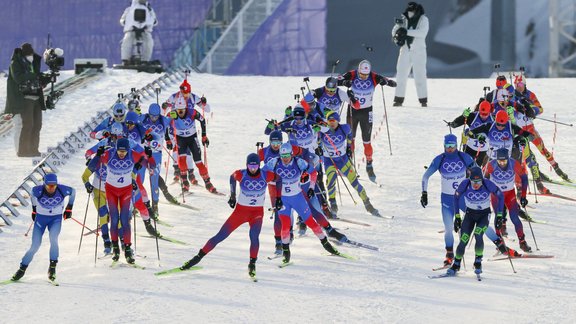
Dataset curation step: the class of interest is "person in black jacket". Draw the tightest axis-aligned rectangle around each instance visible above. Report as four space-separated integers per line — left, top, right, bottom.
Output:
4 43 48 157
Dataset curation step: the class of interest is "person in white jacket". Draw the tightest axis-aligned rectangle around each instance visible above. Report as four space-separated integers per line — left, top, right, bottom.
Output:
120 0 158 65
391 2 429 107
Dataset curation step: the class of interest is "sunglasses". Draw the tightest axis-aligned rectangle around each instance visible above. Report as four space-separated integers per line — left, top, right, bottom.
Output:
496 123 506 127
280 153 291 159
126 121 135 126
270 140 282 146
247 164 259 171
444 143 456 149
45 184 57 189
326 87 337 93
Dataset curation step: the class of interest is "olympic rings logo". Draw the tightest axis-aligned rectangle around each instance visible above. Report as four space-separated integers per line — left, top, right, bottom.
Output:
320 97 340 108
466 192 489 200
243 179 267 191
183 118 194 127
147 124 164 134
490 131 510 141
493 169 514 180
294 128 311 139
98 167 108 178
442 161 464 173
39 196 62 206
277 168 298 178
353 79 372 90
109 158 133 170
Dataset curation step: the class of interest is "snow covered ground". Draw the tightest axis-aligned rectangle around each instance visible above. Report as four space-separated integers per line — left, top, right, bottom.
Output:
1 72 575 323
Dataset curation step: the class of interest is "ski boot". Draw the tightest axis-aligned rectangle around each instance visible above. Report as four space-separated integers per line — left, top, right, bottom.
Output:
446 258 461 276
188 169 198 185
393 96 404 107
144 201 156 221
473 256 483 275
535 179 550 194
321 202 335 219
203 177 217 193
519 235 532 253
124 243 135 264
103 240 112 255
419 97 428 108
181 249 206 270
274 243 283 255
326 226 347 242
48 260 57 281
507 247 520 257
248 258 257 278
151 201 159 220
182 180 190 192
539 171 552 182
144 219 160 237
282 243 291 264
444 248 454 266
366 161 376 181
11 264 28 281
553 163 570 182
329 198 338 216
173 165 180 182
112 241 121 261
363 198 380 216
297 218 307 236
320 237 340 255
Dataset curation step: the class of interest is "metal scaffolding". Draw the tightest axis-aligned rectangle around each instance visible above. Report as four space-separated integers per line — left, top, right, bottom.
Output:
549 0 576 77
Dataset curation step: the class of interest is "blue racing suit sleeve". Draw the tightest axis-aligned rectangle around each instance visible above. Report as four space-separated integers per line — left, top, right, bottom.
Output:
422 155 441 191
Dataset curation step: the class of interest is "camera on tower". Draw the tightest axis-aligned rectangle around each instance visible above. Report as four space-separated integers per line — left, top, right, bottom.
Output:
42 47 64 110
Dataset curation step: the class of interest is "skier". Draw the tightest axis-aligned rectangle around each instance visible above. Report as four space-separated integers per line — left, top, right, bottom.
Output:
484 148 531 252
90 102 127 139
140 103 172 217
337 59 397 180
258 130 285 254
391 2 428 107
447 100 493 166
485 75 515 103
11 174 75 283
448 167 504 276
421 134 476 266
319 111 379 216
180 153 275 279
264 143 341 264
513 77 570 184
87 138 153 263
167 86 215 193
313 77 359 114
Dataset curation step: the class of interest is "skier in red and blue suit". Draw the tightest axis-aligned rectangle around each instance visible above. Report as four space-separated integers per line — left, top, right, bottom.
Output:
179 153 275 279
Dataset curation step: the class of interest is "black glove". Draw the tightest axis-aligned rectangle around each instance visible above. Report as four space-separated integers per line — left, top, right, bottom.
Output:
161 102 169 110
63 204 73 220
453 214 462 233
341 79 352 88
85 158 92 166
387 79 397 87
520 197 528 208
394 27 408 46
144 133 153 142
315 147 323 156
134 161 142 171
420 191 428 208
307 188 315 198
31 206 37 221
447 122 457 128
228 196 236 209
132 179 138 191
477 134 486 144
202 136 209 147
96 145 105 157
166 140 173 150
495 214 504 230
275 197 283 210
346 146 353 158
200 97 207 104
144 146 153 158
84 182 94 194
525 106 536 118
101 130 110 138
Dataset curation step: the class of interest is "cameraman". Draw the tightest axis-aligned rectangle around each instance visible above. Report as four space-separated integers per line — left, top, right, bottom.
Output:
120 0 158 65
391 2 429 107
5 43 48 157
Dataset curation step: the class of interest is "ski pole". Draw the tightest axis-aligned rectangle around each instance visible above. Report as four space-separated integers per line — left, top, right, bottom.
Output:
380 85 393 155
523 207 540 251
133 207 137 253
24 221 33 237
443 120 453 134
77 192 92 255
535 116 573 127
161 144 187 203
500 236 517 273
320 132 357 205
303 77 311 93
153 217 160 266
94 175 102 265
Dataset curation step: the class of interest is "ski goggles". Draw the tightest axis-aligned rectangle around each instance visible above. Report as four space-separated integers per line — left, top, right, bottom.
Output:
247 163 259 172
325 87 337 94
470 178 482 186
495 122 506 128
280 153 292 159
45 184 57 190
270 140 282 146
444 143 457 149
